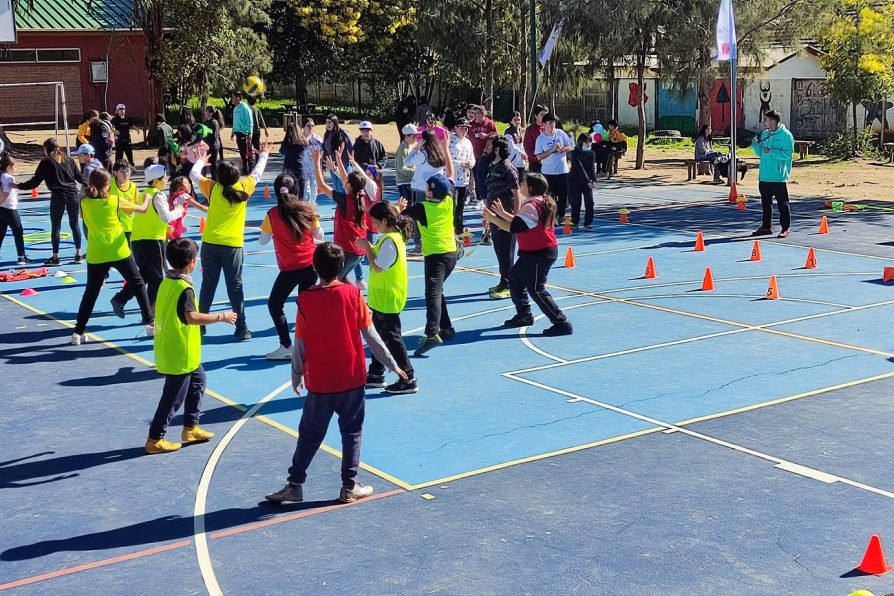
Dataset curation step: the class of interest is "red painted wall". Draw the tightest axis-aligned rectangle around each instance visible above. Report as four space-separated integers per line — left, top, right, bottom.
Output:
0 31 149 126
709 79 744 135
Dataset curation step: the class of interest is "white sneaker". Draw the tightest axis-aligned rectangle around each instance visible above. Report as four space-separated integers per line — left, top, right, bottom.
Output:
145 324 155 338
265 345 292 360
339 482 374 503
70 333 86 345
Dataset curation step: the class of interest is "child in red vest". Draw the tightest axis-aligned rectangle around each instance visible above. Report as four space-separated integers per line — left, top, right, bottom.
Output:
265 242 407 504
167 176 207 240
483 172 572 336
259 172 323 360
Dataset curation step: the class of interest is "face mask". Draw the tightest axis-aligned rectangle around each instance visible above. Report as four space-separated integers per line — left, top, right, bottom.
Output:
582 144 592 151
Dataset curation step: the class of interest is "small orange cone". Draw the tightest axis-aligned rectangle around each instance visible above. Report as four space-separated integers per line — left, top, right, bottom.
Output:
264 185 271 199
619 208 630 223
819 215 830 234
643 256 657 279
30 188 39 199
562 215 572 235
750 240 763 262
701 267 715 291
728 181 738 204
884 267 894 283
737 195 746 211
765 276 780 300
857 534 893 575
462 227 471 247
564 247 576 268
804 248 817 269
694 231 705 252
199 217 206 233
19 288 38 297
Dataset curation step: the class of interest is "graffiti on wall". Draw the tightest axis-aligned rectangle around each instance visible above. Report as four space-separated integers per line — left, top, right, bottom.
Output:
627 82 649 107
758 81 772 122
790 79 845 138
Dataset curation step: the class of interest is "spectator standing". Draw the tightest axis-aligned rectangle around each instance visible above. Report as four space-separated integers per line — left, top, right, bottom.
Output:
230 92 255 174
111 104 134 165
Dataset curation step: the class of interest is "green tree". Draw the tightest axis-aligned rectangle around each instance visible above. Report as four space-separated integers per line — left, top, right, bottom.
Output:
819 0 894 156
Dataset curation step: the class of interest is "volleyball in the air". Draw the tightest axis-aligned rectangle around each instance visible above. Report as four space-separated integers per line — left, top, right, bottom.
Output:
243 76 265 97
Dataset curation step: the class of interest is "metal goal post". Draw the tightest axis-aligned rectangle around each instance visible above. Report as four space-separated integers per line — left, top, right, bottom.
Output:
0 81 71 154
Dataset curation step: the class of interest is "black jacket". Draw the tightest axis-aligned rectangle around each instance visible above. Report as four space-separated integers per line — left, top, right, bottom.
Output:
17 156 80 198
353 136 386 170
569 148 597 187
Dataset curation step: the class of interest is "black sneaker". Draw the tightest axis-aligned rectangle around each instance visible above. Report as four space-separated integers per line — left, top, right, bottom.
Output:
542 321 573 337
414 334 443 356
385 378 418 394
73 254 83 264
365 374 386 388
44 256 61 266
438 327 456 340
234 327 252 341
504 314 534 328
110 296 126 319
16 256 31 266
480 231 492 246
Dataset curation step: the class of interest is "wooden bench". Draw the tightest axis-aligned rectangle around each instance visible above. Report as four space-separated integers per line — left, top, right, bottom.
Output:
885 142 894 163
685 159 712 180
795 140 815 160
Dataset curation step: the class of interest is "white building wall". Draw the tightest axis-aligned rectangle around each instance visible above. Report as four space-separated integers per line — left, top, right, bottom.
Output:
616 78 657 129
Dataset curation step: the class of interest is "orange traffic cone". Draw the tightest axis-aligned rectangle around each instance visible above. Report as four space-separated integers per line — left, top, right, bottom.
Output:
462 227 471 247
264 185 272 199
884 267 894 283
804 248 817 269
694 231 705 252
728 180 738 204
30 188 39 199
818 215 830 234
564 247 576 268
643 256 657 279
737 195 746 211
619 208 630 223
750 240 763 262
562 215 573 235
857 534 893 575
701 267 715 291
199 217 206 233
765 276 780 300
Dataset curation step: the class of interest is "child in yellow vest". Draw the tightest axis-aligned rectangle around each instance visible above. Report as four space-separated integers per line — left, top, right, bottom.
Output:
110 164 184 322
110 160 138 246
146 238 237 454
357 201 416 393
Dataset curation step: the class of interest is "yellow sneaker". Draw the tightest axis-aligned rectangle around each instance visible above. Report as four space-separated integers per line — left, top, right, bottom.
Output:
145 437 182 454
182 425 214 443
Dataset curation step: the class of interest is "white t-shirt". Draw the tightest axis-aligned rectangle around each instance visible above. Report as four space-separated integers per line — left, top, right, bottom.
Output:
506 133 525 168
0 173 18 210
535 130 572 175
405 148 445 191
374 236 398 270
449 134 475 188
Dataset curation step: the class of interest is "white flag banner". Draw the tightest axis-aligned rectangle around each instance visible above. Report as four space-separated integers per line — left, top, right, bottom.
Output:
539 18 565 67
715 0 737 61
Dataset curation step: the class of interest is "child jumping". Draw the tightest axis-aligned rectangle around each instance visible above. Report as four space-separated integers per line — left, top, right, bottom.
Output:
357 201 417 394
0 154 30 265
483 172 573 336
259 172 323 360
145 238 237 454
265 242 407 504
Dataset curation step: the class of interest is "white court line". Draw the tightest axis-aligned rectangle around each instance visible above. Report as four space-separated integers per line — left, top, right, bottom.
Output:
194 381 292 596
504 372 894 500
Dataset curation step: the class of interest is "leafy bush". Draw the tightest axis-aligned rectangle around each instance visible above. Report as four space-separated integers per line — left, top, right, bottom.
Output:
817 128 883 161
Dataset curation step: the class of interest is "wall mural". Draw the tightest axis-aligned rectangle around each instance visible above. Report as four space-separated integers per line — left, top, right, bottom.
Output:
790 79 845 139
759 81 772 122
627 82 649 107
709 80 744 134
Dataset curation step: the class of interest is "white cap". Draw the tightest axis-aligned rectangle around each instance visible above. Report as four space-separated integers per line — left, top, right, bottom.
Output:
401 123 417 136
359 120 373 130
115 103 126 110
144 164 167 183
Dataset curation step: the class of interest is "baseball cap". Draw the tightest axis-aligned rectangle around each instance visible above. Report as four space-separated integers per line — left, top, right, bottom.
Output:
75 144 95 156
426 174 452 202
144 164 167 183
359 121 373 130
115 103 126 111
401 123 417 136
455 118 470 128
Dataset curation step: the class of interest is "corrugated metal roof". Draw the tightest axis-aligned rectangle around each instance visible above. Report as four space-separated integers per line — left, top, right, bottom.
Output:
16 0 136 31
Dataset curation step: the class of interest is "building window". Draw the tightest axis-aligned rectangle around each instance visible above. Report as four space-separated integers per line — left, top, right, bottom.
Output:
37 49 80 63
0 48 80 63
90 61 108 83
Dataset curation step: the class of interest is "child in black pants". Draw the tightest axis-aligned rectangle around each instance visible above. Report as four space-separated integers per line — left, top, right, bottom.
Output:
568 134 597 230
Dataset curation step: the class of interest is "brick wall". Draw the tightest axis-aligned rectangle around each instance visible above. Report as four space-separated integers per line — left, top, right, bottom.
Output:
0 64 83 125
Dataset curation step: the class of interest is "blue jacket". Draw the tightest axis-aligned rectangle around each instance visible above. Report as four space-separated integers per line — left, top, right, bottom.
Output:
751 124 794 183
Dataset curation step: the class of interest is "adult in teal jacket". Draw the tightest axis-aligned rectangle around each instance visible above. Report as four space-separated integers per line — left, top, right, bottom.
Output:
751 109 795 238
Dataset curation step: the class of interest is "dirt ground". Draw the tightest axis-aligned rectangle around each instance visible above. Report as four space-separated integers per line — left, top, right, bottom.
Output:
6 127 894 203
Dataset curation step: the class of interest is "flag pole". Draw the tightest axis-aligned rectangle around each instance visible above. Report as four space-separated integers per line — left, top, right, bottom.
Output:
728 1 737 188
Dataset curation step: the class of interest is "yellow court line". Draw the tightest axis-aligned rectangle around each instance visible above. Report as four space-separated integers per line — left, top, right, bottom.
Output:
1 293 416 491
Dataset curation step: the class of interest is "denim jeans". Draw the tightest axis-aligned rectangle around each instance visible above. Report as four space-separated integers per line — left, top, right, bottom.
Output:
199 242 246 330
287 386 365 488
509 246 567 325
149 365 206 439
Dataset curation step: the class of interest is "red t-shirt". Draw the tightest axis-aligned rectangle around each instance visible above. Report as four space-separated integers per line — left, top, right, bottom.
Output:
333 190 366 256
523 124 544 167
295 282 372 394
265 207 316 271
470 117 497 158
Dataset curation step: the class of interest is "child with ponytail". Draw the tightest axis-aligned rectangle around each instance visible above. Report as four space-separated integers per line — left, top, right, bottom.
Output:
483 172 572 336
357 201 416 394
259 173 323 360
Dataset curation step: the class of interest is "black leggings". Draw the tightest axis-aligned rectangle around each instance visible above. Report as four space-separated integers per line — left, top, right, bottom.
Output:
114 239 166 306
423 252 457 336
75 256 153 334
545 174 569 222
368 310 414 379
509 246 567 325
50 194 82 254
267 266 318 348
0 208 26 257
568 181 595 227
452 186 468 235
491 227 516 288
